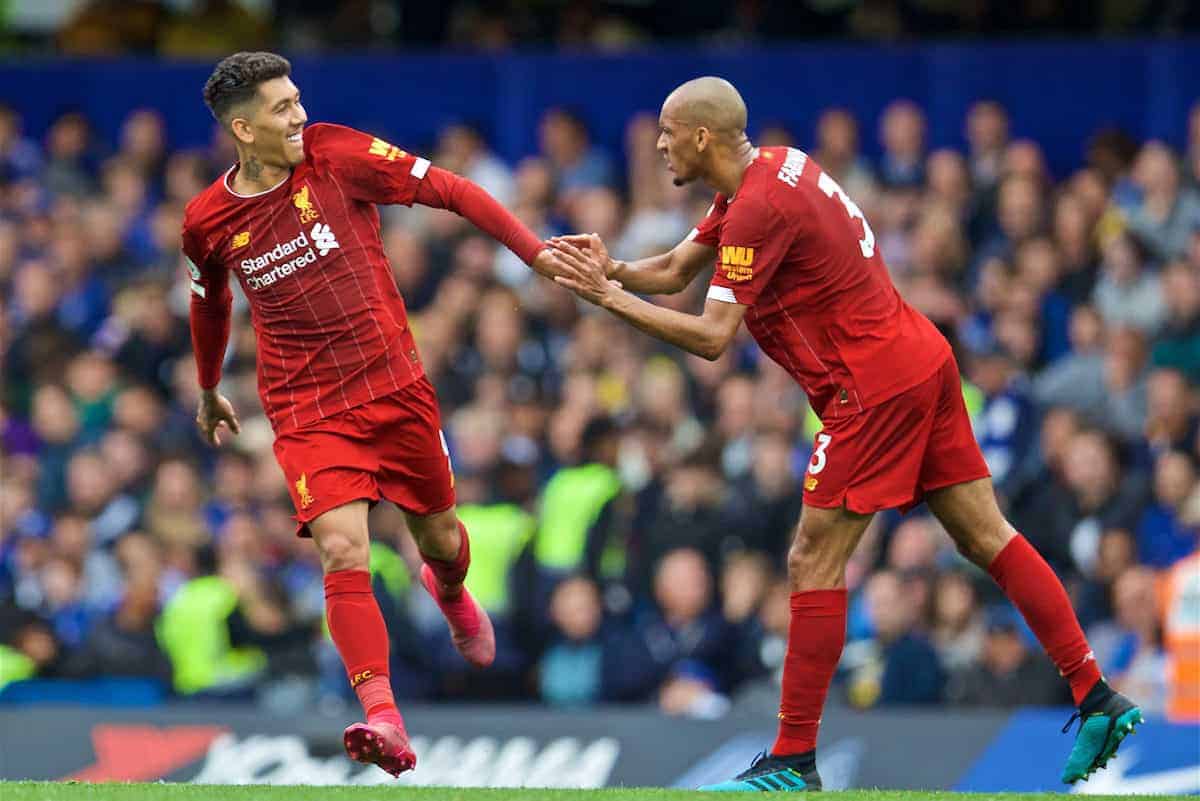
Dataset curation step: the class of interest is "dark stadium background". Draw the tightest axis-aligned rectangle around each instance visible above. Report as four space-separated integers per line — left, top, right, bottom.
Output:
0 0 1197 792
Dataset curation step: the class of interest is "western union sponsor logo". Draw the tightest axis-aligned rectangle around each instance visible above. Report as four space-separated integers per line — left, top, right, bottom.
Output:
721 246 754 267
721 245 754 281
369 137 407 162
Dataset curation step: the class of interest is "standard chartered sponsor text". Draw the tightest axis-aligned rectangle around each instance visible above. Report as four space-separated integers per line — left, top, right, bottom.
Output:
241 224 339 290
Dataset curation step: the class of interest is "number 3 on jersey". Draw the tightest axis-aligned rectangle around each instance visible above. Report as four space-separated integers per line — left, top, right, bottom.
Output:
817 171 876 259
808 433 833 475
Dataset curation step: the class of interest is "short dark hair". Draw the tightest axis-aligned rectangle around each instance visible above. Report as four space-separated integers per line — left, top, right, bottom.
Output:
203 51 292 126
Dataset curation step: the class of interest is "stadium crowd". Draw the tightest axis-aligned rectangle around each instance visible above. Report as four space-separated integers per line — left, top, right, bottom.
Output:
0 96 1197 721
22 0 1200 56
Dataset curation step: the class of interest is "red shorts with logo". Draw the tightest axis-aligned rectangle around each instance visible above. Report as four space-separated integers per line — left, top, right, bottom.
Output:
272 376 455 536
802 356 990 514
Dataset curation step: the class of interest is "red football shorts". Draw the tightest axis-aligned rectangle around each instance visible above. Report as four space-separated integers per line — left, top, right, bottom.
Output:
802 356 990 514
272 376 455 536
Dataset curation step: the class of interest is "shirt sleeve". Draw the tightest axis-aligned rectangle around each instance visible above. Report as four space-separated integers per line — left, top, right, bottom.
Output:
305 122 430 207
182 223 232 390
413 166 544 265
706 195 788 307
688 195 726 247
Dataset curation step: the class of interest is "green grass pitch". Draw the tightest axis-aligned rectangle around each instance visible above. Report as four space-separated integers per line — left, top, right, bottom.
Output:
2 784 1196 801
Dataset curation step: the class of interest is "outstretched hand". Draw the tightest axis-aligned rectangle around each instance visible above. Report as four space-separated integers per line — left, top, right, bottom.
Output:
548 233 615 277
550 238 624 307
531 247 566 279
196 389 241 446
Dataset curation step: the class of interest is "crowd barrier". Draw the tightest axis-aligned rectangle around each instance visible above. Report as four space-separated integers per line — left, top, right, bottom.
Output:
0 699 1194 791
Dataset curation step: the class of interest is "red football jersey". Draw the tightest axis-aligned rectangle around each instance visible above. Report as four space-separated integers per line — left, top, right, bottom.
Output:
182 123 430 434
696 146 950 421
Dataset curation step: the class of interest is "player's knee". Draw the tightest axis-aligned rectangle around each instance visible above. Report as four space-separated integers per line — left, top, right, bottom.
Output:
952 520 1015 568
316 531 369 573
786 532 831 584
408 509 459 554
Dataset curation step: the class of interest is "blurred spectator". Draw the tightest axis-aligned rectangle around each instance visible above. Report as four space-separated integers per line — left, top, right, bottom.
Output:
143 458 208 550
1127 142 1200 262
607 548 733 702
847 569 945 707
946 605 1072 706
1013 428 1146 577
1093 231 1167 335
631 441 729 593
968 344 1037 498
435 124 515 206
0 104 42 181
1075 528 1138 629
966 101 1009 193
540 108 615 203
1088 567 1168 715
1053 193 1100 302
538 575 610 706
1033 304 1105 411
931 571 986 671
1033 324 1147 443
61 552 171 685
31 384 82 512
42 112 102 198
530 416 624 586
118 109 168 187
1144 367 1198 457
975 175 1044 284
878 100 926 188
0 609 61 688
1137 451 1200 568
722 431 803 560
1151 261 1200 382
814 108 875 198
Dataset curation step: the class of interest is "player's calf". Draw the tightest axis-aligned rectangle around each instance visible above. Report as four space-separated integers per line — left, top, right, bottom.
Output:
410 516 495 666
410 511 469 587
420 562 496 668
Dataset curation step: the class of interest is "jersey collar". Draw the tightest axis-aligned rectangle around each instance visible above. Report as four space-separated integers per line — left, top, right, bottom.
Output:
223 163 292 199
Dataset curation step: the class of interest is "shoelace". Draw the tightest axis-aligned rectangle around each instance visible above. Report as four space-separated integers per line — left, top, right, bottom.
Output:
735 751 770 779
1061 710 1087 734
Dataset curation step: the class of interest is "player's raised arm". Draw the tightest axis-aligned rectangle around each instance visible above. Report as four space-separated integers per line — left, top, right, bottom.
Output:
549 232 715 295
410 165 562 279
551 239 745 360
308 123 561 278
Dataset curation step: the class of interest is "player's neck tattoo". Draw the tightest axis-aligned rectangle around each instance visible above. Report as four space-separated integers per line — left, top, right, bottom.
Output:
243 155 264 181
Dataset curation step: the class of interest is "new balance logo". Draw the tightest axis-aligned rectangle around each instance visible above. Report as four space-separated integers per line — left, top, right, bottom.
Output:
310 222 339 256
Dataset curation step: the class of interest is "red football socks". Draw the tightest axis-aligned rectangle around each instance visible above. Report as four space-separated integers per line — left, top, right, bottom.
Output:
356 675 403 727
987 534 1102 706
324 569 398 720
420 521 472 592
772 589 847 757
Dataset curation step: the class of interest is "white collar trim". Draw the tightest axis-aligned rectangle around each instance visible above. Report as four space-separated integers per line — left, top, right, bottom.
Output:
223 164 290 198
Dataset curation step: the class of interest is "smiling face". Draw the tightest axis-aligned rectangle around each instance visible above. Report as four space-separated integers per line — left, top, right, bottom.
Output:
231 76 307 168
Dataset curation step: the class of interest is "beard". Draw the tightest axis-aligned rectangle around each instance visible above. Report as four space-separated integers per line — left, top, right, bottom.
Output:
672 174 696 187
